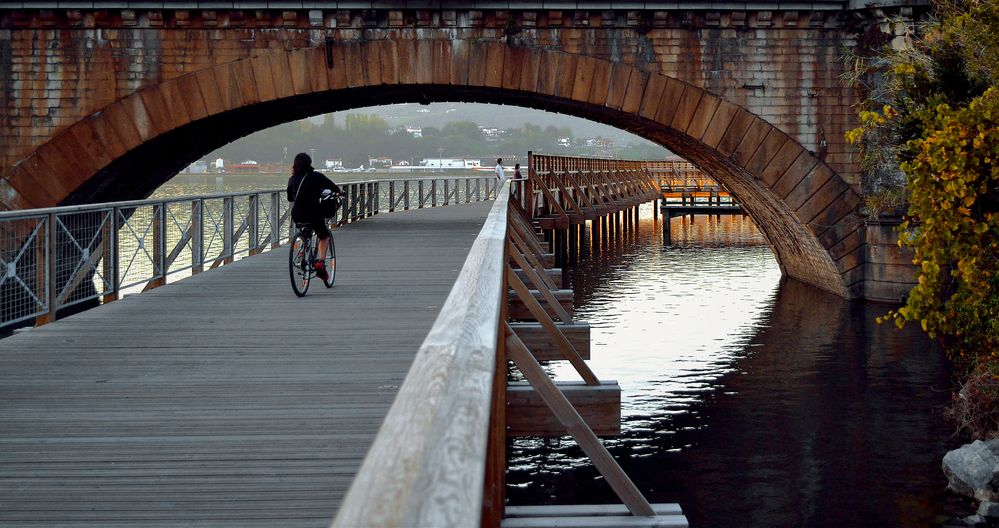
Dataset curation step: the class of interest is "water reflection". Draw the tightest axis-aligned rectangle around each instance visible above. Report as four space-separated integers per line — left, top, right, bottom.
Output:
507 209 956 527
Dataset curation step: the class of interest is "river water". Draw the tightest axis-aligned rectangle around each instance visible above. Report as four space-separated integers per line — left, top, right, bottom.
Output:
506 208 961 527
154 177 959 526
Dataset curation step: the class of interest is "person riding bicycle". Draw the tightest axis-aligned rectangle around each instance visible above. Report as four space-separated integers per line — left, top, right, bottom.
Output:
287 152 342 282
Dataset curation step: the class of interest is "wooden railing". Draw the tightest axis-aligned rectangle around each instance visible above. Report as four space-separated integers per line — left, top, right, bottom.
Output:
522 153 661 229
335 172 682 527
333 180 511 527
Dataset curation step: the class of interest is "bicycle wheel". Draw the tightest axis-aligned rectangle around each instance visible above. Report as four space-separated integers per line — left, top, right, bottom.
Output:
322 235 336 288
288 232 311 297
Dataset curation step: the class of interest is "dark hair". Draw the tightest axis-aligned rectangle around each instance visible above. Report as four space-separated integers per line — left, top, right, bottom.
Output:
514 163 520 169
293 152 313 177
497 158 502 164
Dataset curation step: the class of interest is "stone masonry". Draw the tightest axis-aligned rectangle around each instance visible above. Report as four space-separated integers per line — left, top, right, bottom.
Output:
0 6 922 299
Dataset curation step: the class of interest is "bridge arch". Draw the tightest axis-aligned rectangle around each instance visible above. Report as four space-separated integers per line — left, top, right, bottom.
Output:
4 41 863 298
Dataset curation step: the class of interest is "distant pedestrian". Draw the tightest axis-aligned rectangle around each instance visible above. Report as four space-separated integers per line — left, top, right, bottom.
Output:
495 158 506 181
512 163 523 201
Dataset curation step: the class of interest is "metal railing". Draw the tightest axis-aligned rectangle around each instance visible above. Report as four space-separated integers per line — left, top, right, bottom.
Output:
0 175 499 330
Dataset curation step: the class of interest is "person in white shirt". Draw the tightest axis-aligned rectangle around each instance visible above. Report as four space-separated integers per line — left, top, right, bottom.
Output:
495 158 506 181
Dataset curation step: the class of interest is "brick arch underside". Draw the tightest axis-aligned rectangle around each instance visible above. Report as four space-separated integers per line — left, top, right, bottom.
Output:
3 42 864 298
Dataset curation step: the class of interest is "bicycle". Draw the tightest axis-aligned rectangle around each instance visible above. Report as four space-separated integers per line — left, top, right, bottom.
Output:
288 221 336 297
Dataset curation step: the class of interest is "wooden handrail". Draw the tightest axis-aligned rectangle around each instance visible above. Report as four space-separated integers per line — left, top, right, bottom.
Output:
332 181 511 528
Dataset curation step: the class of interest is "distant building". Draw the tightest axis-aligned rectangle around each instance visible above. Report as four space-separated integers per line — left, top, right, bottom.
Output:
325 159 345 171
229 160 260 174
417 158 482 169
368 157 393 168
406 126 423 138
480 127 502 140
184 160 209 174
214 158 224 171
585 137 614 148
557 137 571 147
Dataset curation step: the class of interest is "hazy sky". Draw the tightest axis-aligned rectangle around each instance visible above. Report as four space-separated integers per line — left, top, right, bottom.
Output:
310 102 670 150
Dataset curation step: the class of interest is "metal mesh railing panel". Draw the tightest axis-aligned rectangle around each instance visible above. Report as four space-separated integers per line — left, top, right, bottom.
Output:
164 201 195 276
0 216 47 326
117 205 158 291
55 209 113 309
232 197 252 257
202 198 227 265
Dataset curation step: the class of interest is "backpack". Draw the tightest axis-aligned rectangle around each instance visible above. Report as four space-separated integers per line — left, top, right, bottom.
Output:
319 188 341 219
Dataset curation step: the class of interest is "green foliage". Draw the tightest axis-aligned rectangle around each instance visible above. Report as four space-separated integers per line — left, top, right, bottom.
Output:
885 88 999 366
852 0 999 438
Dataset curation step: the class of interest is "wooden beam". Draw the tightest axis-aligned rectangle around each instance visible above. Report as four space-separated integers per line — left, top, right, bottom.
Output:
507 289 574 322
502 504 688 528
509 321 589 361
513 267 562 288
508 240 572 323
504 323 654 517
507 380 620 437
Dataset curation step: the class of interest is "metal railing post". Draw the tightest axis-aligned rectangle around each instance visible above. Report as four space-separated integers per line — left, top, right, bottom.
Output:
223 196 234 265
271 192 281 248
248 194 260 255
192 199 204 275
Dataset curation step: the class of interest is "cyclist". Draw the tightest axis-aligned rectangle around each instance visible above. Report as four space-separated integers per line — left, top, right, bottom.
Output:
287 152 343 282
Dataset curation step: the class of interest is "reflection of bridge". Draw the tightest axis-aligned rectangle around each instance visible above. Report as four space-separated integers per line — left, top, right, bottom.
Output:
1 165 690 527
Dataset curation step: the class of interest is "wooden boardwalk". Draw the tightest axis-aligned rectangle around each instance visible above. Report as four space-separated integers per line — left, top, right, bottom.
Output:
0 202 493 528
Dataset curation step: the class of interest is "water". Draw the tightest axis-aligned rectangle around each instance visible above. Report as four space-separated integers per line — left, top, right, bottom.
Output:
507 208 960 527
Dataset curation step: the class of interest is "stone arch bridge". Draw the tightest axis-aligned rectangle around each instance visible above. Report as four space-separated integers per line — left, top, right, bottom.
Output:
0 2 920 300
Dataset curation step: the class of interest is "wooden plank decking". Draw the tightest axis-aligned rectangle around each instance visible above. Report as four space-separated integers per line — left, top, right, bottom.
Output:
0 202 493 527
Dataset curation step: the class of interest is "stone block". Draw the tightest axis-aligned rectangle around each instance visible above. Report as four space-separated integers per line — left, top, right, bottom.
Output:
536 50 560 96
587 58 612 106
826 226 864 261
518 47 542 93
834 244 865 274
868 243 914 266
744 128 789 178
670 82 702 131
479 41 504 88
249 55 277 102
265 53 296 100
771 150 819 199
503 45 528 91
416 39 434 84
121 92 156 141
12 150 71 202
699 99 738 147
807 187 859 238
211 64 240 111
98 100 143 155
620 68 647 115
731 120 773 168
863 279 913 304
759 139 802 187
604 62 631 110
231 58 261 105
655 77 685 126
571 55 597 103
715 108 755 156
342 42 367 89
67 120 112 172
554 52 579 100
684 92 720 139
637 73 666 121
5 165 58 207
305 47 330 93
465 41 487 87
865 262 917 284
784 163 834 212
361 41 382 87
194 68 225 116
0 178 38 211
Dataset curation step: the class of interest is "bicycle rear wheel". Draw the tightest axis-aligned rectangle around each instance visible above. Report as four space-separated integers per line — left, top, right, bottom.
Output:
322 235 336 288
289 232 311 297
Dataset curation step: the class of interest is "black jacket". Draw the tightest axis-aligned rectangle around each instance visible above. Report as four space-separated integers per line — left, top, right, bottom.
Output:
287 170 342 222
